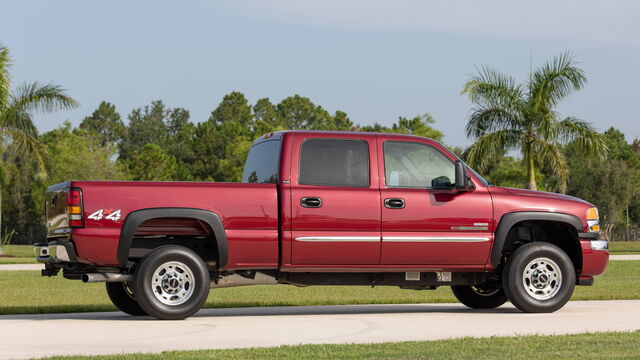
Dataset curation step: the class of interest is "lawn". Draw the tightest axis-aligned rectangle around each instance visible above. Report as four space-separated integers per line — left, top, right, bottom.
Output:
0 244 34 257
0 260 638 315
33 331 640 360
609 241 640 253
0 245 37 264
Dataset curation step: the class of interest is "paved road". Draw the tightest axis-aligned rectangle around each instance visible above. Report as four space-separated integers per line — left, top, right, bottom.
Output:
1 300 639 360
1 254 637 271
0 264 42 271
609 254 640 261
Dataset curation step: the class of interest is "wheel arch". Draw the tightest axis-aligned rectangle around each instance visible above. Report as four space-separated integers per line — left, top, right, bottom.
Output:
491 211 583 268
117 207 227 268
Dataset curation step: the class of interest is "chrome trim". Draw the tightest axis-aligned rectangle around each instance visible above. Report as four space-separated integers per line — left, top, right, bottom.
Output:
52 245 71 262
295 236 490 243
295 236 380 242
450 226 488 231
590 240 608 251
35 244 71 263
383 237 490 243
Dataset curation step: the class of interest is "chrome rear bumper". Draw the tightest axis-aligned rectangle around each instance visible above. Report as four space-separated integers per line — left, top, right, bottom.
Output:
34 241 77 263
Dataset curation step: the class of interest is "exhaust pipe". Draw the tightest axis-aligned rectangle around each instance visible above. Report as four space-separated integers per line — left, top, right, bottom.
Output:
211 272 277 288
82 273 134 283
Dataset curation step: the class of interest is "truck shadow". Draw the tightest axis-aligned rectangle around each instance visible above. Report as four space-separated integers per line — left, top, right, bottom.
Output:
0 303 522 321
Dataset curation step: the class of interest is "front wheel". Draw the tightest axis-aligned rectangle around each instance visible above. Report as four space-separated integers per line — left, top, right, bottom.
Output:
502 242 575 313
451 284 508 309
134 245 210 320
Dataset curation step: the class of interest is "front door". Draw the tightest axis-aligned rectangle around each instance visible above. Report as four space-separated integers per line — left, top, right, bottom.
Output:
290 135 381 265
378 138 493 265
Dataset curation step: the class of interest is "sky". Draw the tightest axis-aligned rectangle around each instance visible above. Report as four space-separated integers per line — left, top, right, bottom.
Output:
2 0 639 147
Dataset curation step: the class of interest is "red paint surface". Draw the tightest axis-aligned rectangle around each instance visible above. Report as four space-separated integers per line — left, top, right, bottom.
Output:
55 131 605 278
580 240 609 276
69 182 278 267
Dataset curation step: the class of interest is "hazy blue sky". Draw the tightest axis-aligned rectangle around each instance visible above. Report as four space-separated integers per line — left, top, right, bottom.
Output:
2 0 639 147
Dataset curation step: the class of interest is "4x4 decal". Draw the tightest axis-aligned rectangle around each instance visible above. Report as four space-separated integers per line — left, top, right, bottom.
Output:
87 209 122 221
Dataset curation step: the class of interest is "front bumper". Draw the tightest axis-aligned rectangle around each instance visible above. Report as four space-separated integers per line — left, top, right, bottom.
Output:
580 238 609 278
34 241 78 263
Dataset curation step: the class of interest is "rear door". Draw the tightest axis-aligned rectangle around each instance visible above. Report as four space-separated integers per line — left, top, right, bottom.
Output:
378 138 493 265
290 134 381 265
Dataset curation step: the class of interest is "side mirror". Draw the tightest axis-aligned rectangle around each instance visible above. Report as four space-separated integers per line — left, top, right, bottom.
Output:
454 160 468 190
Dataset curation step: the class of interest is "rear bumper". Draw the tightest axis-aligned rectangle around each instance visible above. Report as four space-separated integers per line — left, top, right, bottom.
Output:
34 240 78 263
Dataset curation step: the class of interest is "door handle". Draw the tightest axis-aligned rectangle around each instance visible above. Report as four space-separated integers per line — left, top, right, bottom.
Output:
384 198 405 209
301 197 322 208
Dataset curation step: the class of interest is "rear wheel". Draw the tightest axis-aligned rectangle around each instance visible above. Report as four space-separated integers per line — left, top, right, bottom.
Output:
502 242 575 313
134 245 210 320
451 284 508 309
106 282 146 316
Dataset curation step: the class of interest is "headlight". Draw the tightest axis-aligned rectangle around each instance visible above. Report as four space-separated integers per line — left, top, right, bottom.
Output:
586 207 600 232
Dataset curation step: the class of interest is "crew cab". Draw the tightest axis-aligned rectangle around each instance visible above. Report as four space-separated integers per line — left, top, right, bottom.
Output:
35 131 609 319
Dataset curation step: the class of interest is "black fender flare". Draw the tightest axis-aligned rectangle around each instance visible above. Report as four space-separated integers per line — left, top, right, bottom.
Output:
491 211 583 267
117 207 227 268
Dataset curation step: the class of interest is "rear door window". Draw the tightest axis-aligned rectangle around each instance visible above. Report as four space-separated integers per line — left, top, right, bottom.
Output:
299 139 369 187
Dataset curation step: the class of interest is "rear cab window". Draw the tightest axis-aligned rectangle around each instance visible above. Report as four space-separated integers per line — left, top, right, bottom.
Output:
242 138 282 183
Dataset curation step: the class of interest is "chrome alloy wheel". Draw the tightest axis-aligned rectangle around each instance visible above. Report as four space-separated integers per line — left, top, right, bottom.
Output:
151 261 195 306
522 257 562 300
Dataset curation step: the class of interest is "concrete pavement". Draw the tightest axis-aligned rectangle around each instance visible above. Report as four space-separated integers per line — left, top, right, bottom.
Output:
0 264 43 271
608 254 640 261
1 300 639 359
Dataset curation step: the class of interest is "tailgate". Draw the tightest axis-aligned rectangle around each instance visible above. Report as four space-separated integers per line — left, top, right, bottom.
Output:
46 182 71 237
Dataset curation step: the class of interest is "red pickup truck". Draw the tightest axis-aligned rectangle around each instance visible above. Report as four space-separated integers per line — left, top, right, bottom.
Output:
36 130 609 320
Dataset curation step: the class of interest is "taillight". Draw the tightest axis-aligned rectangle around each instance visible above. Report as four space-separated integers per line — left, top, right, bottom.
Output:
67 188 84 227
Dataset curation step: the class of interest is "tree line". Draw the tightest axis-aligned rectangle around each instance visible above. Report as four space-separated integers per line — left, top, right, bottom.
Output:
0 43 638 244
1 90 446 243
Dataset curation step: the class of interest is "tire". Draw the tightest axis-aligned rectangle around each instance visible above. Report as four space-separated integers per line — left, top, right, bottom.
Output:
133 245 210 320
451 284 508 309
106 281 147 316
502 242 575 313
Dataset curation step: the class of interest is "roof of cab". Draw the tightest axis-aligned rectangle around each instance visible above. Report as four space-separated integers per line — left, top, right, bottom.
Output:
252 130 436 145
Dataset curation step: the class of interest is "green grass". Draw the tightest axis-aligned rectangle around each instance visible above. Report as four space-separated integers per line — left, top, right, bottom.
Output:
1 261 638 315
0 244 38 263
0 257 37 264
33 331 640 360
610 241 640 253
1 244 35 257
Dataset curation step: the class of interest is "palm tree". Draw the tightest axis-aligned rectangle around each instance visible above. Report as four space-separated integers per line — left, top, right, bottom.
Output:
462 52 606 192
0 43 78 245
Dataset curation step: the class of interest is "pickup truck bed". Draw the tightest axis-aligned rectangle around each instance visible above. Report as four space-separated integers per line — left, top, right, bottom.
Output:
46 181 278 268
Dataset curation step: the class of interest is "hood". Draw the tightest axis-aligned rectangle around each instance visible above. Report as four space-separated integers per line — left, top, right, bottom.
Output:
496 187 592 206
